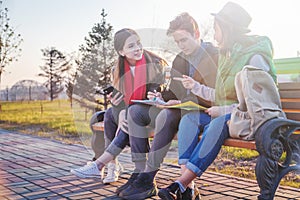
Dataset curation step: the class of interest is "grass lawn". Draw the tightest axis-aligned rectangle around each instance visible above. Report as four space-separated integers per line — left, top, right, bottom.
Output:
0 100 93 144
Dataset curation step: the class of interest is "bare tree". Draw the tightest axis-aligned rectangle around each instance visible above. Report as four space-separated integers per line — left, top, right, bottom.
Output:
0 1 23 84
38 47 71 101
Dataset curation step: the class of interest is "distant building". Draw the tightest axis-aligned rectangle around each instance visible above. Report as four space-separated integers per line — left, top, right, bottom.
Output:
0 80 48 101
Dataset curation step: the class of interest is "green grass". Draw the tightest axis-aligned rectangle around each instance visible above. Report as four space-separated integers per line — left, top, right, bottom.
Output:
0 100 94 143
210 146 300 188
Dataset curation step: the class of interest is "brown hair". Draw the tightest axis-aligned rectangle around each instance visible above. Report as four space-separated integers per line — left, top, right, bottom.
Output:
167 12 199 38
215 18 248 54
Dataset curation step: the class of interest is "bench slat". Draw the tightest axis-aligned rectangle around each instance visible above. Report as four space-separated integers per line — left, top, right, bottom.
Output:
285 113 300 121
278 82 300 90
280 91 300 98
92 122 104 131
223 138 256 150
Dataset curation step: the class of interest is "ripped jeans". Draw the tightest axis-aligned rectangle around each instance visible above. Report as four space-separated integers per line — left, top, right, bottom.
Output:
183 114 231 176
177 111 211 165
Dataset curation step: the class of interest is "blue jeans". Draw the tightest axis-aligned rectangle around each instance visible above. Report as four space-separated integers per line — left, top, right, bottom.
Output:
105 129 129 157
104 107 130 157
178 111 211 165
90 107 126 159
103 107 119 148
186 114 231 176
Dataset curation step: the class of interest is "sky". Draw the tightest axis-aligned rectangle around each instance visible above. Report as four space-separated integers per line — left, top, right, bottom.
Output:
2 0 300 88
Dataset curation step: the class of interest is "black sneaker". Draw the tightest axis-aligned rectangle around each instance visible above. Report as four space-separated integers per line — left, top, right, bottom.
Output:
158 182 182 200
116 172 139 195
181 185 201 200
119 173 157 200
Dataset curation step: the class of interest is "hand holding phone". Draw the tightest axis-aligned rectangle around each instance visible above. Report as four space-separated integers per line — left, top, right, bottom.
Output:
103 86 115 95
102 85 123 106
110 91 124 106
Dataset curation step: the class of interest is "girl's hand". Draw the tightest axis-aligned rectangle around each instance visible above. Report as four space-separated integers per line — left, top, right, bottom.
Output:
205 105 233 118
205 106 220 118
110 92 124 106
181 75 196 89
120 119 128 134
164 100 181 106
147 90 162 100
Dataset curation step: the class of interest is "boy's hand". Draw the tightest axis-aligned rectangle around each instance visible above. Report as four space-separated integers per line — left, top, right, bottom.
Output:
181 75 196 89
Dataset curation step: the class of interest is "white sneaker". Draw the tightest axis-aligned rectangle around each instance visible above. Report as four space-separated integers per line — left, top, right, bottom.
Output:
102 162 123 183
86 161 105 179
70 162 101 178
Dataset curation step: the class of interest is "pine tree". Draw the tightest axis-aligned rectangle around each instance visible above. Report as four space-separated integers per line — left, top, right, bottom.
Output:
38 47 71 101
73 9 116 110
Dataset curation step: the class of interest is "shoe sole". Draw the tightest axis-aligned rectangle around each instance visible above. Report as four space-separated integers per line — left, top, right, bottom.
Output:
103 178 118 184
158 190 175 200
70 169 100 179
121 188 157 200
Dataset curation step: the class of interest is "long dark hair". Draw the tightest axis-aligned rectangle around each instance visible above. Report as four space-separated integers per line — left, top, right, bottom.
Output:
216 19 247 55
113 28 140 80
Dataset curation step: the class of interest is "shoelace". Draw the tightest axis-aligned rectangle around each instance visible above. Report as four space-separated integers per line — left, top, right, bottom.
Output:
79 163 98 174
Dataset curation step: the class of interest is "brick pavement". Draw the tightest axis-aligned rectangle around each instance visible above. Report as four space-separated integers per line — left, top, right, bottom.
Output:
1 129 300 200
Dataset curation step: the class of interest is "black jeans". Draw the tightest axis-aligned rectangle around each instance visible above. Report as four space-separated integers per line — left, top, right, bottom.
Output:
127 104 183 171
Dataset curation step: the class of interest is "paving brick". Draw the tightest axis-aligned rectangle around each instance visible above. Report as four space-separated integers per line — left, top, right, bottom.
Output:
204 193 226 199
1 130 300 200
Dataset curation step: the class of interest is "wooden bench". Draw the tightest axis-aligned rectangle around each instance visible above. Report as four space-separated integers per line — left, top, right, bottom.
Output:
91 82 300 199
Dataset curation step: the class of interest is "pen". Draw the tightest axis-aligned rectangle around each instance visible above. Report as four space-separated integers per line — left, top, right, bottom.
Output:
153 90 157 101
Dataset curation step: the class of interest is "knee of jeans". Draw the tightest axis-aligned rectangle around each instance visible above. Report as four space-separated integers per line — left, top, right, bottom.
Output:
128 105 146 126
177 114 196 138
178 114 191 129
156 109 178 129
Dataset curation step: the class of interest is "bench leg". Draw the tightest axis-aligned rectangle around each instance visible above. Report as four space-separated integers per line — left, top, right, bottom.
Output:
255 118 300 200
90 111 106 159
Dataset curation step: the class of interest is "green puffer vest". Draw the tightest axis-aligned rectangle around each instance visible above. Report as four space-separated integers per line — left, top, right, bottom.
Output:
215 36 277 106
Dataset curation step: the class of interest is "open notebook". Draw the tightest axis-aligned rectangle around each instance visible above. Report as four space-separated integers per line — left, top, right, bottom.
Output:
131 100 207 111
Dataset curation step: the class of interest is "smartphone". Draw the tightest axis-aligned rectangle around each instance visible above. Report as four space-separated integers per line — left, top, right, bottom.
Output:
103 86 115 94
102 85 120 96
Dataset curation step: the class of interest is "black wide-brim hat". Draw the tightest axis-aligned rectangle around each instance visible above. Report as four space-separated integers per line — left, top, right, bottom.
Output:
211 1 252 33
